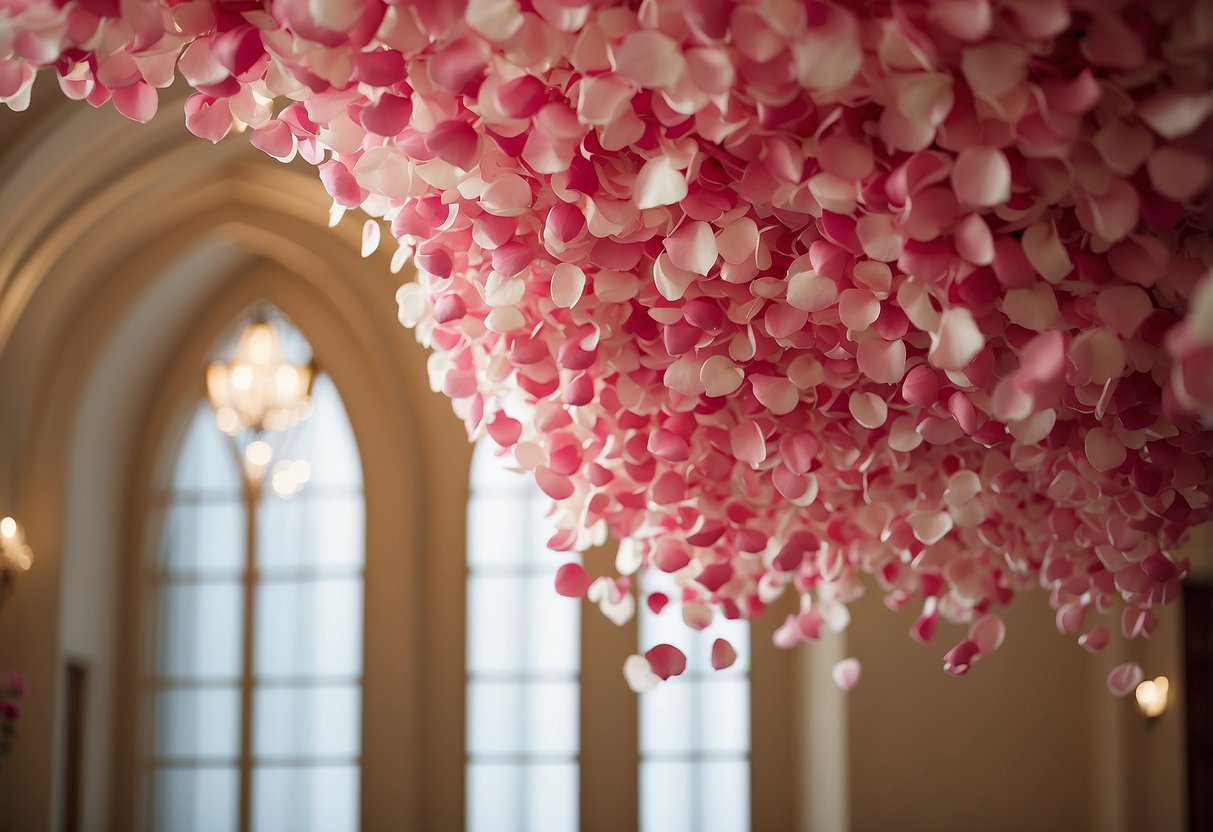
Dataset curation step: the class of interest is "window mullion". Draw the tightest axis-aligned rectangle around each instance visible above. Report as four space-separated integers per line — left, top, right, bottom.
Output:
237 480 259 832
578 541 639 830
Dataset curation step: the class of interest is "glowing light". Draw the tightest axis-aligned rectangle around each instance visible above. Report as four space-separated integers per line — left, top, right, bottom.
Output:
271 470 298 496
0 517 15 540
245 440 272 468
215 407 240 435
205 316 313 434
289 459 311 484
1135 677 1170 719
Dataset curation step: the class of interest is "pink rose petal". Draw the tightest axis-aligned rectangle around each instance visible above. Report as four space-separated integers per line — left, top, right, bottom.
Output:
1108 662 1144 697
831 657 862 691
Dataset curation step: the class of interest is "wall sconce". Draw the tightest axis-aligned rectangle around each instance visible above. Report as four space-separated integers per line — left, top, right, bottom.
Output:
0 516 34 610
1135 676 1170 720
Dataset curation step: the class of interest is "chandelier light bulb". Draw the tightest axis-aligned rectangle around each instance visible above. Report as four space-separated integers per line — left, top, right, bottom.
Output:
245 440 273 468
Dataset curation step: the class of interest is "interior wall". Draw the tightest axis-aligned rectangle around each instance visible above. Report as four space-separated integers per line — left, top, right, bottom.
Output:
0 80 471 831
795 524 1206 832
58 243 247 832
843 589 1093 832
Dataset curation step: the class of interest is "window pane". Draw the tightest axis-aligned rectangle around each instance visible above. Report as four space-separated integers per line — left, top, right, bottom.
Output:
258 491 364 573
525 574 579 673
255 577 363 679
640 761 749 832
467 763 523 832
699 680 750 754
469 442 526 491
466 575 525 674
700 761 750 832
640 761 693 832
639 682 695 756
152 766 238 832
156 582 243 680
467 680 578 756
153 687 240 760
524 762 578 832
467 495 529 568
466 762 578 832
466 439 579 832
157 500 244 575
171 406 242 495
285 375 362 489
639 571 751 832
252 765 359 832
254 685 361 759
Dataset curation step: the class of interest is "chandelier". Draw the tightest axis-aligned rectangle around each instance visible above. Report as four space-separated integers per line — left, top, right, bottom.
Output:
205 314 314 484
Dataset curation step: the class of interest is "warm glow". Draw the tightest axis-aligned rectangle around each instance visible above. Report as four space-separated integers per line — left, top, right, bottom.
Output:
1135 676 1170 719
206 316 313 435
0 516 31 573
248 322 275 363
289 459 311 483
245 440 273 468
271 470 297 496
231 364 254 390
215 407 240 435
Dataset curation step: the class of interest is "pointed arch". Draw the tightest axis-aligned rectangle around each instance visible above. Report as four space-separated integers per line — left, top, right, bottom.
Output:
0 91 472 830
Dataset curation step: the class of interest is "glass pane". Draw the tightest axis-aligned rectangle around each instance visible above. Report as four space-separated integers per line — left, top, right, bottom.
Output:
701 760 750 832
170 405 242 495
466 763 578 832
285 375 362 489
153 687 240 760
639 680 696 755
467 680 578 756
258 492 364 573
467 495 530 568
467 575 525 674
158 500 244 575
640 761 750 832
524 762 578 832
252 765 359 832
470 440 527 492
467 763 523 832
525 574 579 673
152 766 238 832
255 577 363 679
699 679 750 754
254 685 361 759
156 582 243 680
640 761 693 832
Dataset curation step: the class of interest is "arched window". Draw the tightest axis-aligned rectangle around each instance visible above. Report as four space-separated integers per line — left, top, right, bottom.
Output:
142 315 365 832
638 573 751 832
464 440 580 832
462 441 754 830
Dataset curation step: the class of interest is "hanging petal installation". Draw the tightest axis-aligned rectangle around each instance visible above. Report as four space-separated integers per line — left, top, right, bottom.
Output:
2 0 1211 694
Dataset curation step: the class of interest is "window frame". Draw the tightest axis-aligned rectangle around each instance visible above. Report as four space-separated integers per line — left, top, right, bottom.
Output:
120 260 468 830
461 446 800 831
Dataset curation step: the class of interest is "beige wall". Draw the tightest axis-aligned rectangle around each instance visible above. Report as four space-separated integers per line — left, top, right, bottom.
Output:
796 527 1206 832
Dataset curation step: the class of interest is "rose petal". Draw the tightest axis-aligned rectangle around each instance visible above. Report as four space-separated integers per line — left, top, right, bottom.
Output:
831 657 862 691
